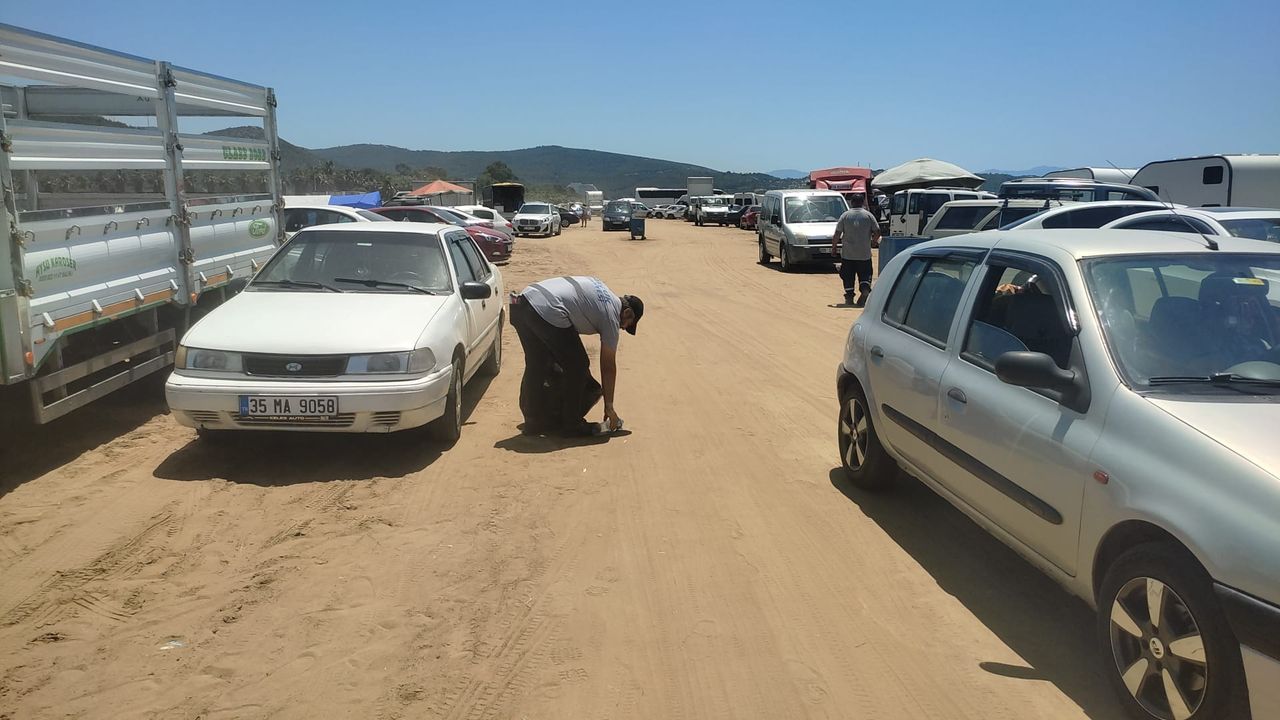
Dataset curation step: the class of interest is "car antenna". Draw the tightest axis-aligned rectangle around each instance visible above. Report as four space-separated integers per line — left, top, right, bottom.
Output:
1106 159 1217 251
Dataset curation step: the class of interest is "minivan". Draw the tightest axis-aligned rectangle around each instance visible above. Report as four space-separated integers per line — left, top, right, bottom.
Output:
757 190 849 272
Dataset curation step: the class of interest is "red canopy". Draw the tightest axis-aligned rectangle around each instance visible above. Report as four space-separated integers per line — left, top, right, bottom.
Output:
411 180 471 196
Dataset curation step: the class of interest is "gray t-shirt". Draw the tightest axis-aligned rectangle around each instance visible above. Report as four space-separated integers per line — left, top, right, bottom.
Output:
835 207 879 261
522 276 622 350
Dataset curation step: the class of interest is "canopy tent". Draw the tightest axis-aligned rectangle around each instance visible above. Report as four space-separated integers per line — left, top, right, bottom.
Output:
284 192 382 209
410 179 473 206
870 158 984 192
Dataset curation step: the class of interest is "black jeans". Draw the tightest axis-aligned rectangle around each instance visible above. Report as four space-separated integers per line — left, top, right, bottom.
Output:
510 298 601 430
839 259 874 300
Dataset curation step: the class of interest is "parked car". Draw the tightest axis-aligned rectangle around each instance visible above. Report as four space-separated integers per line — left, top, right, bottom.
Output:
166 223 504 441
512 202 562 237
602 200 634 231
283 205 391 239
1001 201 1180 230
370 206 513 262
451 204 516 235
726 204 751 226
432 207 511 239
1102 207 1280 242
757 190 849 271
837 228 1280 720
999 177 1160 203
665 204 688 219
739 205 761 230
555 205 580 226
648 204 671 218
695 196 732 226
887 187 994 236
921 199 1074 239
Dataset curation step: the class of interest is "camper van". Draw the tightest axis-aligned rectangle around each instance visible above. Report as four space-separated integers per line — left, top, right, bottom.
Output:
887 187 994 236
1131 154 1280 208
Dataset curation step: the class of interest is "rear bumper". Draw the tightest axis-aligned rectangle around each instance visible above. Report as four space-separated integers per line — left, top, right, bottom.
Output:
164 366 453 433
1215 583 1280 717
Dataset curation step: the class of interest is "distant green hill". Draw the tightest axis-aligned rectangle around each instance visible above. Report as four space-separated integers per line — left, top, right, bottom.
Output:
309 143 799 199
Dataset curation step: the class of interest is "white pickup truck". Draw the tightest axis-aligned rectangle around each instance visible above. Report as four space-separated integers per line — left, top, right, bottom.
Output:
0 24 284 423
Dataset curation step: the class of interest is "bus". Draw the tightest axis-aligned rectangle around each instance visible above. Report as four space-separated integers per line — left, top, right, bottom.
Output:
635 187 687 209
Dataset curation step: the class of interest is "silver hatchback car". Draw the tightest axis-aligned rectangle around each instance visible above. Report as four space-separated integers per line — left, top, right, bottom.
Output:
837 229 1280 720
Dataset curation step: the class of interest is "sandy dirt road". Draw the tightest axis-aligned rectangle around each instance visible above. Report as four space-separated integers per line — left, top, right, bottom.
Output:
0 218 1125 719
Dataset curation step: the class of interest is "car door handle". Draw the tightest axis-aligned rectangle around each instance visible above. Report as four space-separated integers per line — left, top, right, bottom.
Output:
947 387 967 404
870 346 884 358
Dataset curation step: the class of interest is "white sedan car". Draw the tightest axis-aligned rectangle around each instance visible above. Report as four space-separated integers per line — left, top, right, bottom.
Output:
838 229 1280 719
166 223 504 441
282 204 391 240
450 204 516 236
998 200 1178 230
1103 207 1280 243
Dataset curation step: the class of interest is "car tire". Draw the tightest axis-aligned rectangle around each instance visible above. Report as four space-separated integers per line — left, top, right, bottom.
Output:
431 356 464 443
758 237 771 264
482 316 503 376
1097 543 1245 720
779 242 793 272
837 383 895 491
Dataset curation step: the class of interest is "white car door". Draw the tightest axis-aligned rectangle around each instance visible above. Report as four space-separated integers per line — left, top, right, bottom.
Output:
934 254 1095 574
449 233 501 374
863 249 981 484
445 232 485 371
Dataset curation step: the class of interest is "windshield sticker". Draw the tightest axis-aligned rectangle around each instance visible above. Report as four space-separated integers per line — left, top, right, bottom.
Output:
1233 277 1265 285
249 219 271 238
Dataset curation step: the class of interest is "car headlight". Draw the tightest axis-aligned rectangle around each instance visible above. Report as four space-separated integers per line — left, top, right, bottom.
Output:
178 346 243 372
346 348 435 375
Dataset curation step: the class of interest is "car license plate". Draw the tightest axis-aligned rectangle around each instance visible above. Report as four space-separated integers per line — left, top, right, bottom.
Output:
239 395 339 417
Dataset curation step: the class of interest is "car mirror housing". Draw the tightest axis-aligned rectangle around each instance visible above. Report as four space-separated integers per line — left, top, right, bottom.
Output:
460 282 492 300
995 351 1075 390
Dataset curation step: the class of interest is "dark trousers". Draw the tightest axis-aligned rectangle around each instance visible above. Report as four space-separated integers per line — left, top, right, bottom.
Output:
510 298 601 430
839 259 874 301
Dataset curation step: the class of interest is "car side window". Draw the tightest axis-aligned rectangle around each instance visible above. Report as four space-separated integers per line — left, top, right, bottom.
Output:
963 263 1074 370
459 236 490 281
883 256 976 347
447 233 478 284
907 193 921 215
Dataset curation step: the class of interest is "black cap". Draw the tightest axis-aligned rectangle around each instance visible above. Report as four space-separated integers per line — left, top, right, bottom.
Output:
623 295 644 335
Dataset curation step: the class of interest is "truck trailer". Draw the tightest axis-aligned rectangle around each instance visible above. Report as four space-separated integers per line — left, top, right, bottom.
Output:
0 24 285 423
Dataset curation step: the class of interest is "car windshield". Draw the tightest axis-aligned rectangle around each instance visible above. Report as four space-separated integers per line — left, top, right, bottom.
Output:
784 196 846 223
605 202 630 213
702 197 728 206
1084 253 1280 391
252 230 451 293
519 204 551 214
1220 218 1280 243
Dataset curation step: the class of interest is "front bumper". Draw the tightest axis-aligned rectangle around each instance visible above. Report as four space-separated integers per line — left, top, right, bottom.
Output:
164 365 454 433
1216 583 1280 717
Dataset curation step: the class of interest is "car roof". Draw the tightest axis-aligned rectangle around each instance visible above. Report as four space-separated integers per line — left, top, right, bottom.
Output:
915 228 1280 261
1184 207 1280 217
938 198 1066 208
295 221 454 236
284 204 360 213
765 189 844 197
1023 200 1175 217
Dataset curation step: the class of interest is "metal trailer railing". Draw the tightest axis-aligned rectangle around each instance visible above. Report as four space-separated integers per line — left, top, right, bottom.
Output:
0 23 284 422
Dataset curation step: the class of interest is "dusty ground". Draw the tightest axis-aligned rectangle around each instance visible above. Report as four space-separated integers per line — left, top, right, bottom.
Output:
0 219 1123 719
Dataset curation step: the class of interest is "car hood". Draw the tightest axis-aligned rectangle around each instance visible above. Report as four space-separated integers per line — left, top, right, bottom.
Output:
703 206 728 212
514 213 552 222
1147 398 1280 478
184 290 447 354
790 221 839 238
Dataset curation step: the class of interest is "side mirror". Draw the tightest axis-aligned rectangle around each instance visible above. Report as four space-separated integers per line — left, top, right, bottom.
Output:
994 351 1074 390
460 281 492 300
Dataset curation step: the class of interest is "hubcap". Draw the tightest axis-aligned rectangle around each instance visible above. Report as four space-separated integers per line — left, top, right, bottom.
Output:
839 398 869 470
1109 577 1207 720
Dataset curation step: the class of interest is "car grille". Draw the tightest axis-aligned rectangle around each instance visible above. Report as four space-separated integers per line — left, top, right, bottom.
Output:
370 411 401 427
234 414 356 428
243 354 348 377
187 410 222 425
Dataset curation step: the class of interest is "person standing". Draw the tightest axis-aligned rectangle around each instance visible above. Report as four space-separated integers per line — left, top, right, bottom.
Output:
509 276 643 436
580 204 590 227
832 194 881 306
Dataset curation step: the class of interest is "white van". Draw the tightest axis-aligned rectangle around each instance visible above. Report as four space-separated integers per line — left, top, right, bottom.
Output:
1131 154 1280 208
757 190 849 271
887 187 994 236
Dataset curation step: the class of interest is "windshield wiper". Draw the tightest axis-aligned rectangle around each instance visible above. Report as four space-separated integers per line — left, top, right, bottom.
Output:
1147 374 1280 389
253 279 343 293
333 277 444 295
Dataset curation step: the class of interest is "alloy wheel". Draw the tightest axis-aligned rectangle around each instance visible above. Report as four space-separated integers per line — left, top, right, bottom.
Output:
839 397 869 471
1109 577 1207 720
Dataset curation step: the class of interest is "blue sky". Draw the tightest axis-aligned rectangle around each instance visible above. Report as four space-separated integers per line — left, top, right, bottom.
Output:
5 0 1278 174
